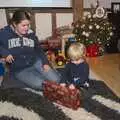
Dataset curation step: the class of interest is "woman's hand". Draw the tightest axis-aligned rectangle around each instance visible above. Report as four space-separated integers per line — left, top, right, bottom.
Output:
43 64 50 72
5 54 14 63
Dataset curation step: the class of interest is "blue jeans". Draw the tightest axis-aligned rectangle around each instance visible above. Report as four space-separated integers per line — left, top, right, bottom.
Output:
15 60 61 90
0 62 5 76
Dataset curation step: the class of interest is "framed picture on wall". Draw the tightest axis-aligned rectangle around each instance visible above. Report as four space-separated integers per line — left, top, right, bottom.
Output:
111 2 120 13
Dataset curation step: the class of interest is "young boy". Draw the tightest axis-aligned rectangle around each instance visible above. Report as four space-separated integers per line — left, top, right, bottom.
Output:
61 42 89 89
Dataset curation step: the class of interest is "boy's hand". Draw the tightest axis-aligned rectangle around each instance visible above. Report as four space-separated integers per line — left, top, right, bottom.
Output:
60 83 66 87
69 84 75 89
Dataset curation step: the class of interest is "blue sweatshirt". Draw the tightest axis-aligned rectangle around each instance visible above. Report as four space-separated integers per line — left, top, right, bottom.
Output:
0 25 49 74
61 61 89 86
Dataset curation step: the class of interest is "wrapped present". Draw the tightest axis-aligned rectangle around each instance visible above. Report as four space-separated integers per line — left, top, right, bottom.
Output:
86 44 99 57
43 80 80 110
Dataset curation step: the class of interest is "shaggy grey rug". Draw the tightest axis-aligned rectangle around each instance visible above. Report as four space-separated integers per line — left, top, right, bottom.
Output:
0 80 120 120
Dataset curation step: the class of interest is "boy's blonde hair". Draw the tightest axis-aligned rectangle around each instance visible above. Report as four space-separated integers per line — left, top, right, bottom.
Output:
67 42 86 61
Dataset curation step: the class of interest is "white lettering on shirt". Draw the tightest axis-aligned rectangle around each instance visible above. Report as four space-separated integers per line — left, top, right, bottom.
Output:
8 37 34 49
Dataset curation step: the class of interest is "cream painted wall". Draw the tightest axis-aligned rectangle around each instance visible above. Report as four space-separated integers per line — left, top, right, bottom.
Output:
56 13 73 28
35 13 73 40
0 9 7 28
35 13 52 40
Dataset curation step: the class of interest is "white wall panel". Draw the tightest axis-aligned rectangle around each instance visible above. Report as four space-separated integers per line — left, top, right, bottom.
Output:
35 13 52 41
0 9 7 28
56 13 73 28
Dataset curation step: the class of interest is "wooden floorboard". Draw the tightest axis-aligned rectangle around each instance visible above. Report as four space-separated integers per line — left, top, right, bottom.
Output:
87 53 120 97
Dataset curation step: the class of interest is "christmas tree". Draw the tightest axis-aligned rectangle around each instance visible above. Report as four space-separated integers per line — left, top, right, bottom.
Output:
72 1 113 56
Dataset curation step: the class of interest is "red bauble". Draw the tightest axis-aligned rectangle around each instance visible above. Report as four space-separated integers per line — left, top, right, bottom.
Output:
86 44 99 57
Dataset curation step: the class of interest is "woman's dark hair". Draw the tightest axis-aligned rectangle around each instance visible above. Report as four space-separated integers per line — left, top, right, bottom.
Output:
10 9 31 25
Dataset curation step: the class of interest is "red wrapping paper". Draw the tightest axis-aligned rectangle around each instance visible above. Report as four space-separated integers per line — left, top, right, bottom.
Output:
86 44 99 57
43 80 81 110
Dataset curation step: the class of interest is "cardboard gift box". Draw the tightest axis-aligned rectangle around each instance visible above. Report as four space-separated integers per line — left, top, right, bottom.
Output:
43 80 80 110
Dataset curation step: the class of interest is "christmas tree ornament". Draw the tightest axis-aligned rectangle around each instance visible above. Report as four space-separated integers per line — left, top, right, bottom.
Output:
55 50 65 66
95 7 105 18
